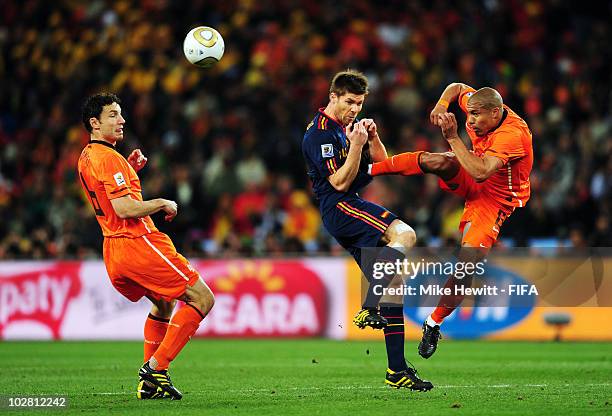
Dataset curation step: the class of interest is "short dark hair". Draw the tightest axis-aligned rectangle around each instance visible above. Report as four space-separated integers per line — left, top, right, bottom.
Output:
82 92 121 133
329 70 368 96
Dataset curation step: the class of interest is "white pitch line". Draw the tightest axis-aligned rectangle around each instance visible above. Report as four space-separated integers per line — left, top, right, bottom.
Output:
90 383 612 396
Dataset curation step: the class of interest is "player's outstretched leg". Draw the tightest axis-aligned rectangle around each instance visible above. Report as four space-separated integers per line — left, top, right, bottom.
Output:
140 278 214 400
370 151 459 181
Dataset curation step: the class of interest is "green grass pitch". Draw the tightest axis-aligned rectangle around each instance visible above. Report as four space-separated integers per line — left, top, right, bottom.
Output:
2 340 611 415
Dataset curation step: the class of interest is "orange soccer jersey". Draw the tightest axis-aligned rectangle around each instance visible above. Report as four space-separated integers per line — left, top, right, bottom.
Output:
436 88 534 247
77 140 198 302
77 140 157 237
457 87 534 208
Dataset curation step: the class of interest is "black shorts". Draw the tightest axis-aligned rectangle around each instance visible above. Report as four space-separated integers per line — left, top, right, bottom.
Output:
322 196 398 266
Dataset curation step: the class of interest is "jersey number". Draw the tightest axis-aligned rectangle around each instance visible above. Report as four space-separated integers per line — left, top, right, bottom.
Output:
494 209 508 230
80 173 105 216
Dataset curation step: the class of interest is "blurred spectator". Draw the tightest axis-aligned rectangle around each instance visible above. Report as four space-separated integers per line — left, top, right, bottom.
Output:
282 190 321 252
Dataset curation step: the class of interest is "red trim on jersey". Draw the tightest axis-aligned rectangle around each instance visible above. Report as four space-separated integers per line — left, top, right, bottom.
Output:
318 108 344 129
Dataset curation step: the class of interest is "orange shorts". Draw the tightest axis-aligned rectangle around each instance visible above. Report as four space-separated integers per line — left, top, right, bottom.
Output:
103 231 200 302
439 167 515 248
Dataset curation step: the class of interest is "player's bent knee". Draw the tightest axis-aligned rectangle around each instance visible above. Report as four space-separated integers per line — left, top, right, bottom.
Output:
405 228 417 247
202 285 215 312
388 221 417 250
188 278 215 314
396 227 417 249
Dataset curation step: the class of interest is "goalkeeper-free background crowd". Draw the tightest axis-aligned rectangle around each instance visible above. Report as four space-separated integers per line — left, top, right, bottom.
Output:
0 0 610 259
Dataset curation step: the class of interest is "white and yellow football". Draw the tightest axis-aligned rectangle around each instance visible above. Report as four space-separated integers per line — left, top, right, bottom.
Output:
183 26 225 68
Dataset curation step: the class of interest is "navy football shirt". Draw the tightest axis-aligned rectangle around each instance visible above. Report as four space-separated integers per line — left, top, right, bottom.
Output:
302 109 372 212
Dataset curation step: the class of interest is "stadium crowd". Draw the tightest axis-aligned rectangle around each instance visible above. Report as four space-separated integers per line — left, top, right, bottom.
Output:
0 0 610 259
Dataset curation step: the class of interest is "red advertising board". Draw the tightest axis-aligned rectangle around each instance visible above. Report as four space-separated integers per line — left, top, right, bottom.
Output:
195 260 327 337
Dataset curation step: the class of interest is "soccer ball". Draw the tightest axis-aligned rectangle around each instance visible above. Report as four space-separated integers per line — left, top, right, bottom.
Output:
183 26 225 68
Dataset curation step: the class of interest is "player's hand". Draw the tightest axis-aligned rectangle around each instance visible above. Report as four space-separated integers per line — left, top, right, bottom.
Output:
127 149 148 171
430 103 448 126
346 120 368 147
361 118 378 140
161 199 178 222
438 112 459 141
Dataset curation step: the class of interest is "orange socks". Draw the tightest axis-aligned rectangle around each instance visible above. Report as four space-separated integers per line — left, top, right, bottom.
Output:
430 306 454 324
151 304 205 370
143 314 170 363
370 152 424 176
430 276 471 324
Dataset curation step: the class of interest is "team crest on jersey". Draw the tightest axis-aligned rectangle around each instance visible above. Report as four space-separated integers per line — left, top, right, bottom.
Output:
113 172 126 186
321 144 334 158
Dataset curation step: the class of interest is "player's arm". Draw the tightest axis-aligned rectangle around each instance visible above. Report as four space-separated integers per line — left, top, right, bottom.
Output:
438 112 502 182
99 153 176 221
111 196 178 221
361 119 387 162
328 122 369 192
430 83 473 126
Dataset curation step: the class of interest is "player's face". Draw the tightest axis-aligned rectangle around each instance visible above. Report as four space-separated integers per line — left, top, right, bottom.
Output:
331 93 365 126
97 102 125 142
466 103 500 137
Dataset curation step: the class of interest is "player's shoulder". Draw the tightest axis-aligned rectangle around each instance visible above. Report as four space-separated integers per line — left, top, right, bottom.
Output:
314 112 336 131
499 105 525 125
457 85 477 112
499 106 531 136
303 132 338 161
489 115 532 154
305 111 337 134
459 84 477 98
502 105 523 122
88 143 126 169
491 125 521 142
303 117 339 146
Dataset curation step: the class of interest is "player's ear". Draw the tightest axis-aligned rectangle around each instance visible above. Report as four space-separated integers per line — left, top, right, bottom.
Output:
493 106 501 119
329 92 337 103
89 117 100 130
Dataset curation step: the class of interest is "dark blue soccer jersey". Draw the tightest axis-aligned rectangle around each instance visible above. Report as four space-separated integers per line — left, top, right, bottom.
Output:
302 109 398 265
302 109 373 212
